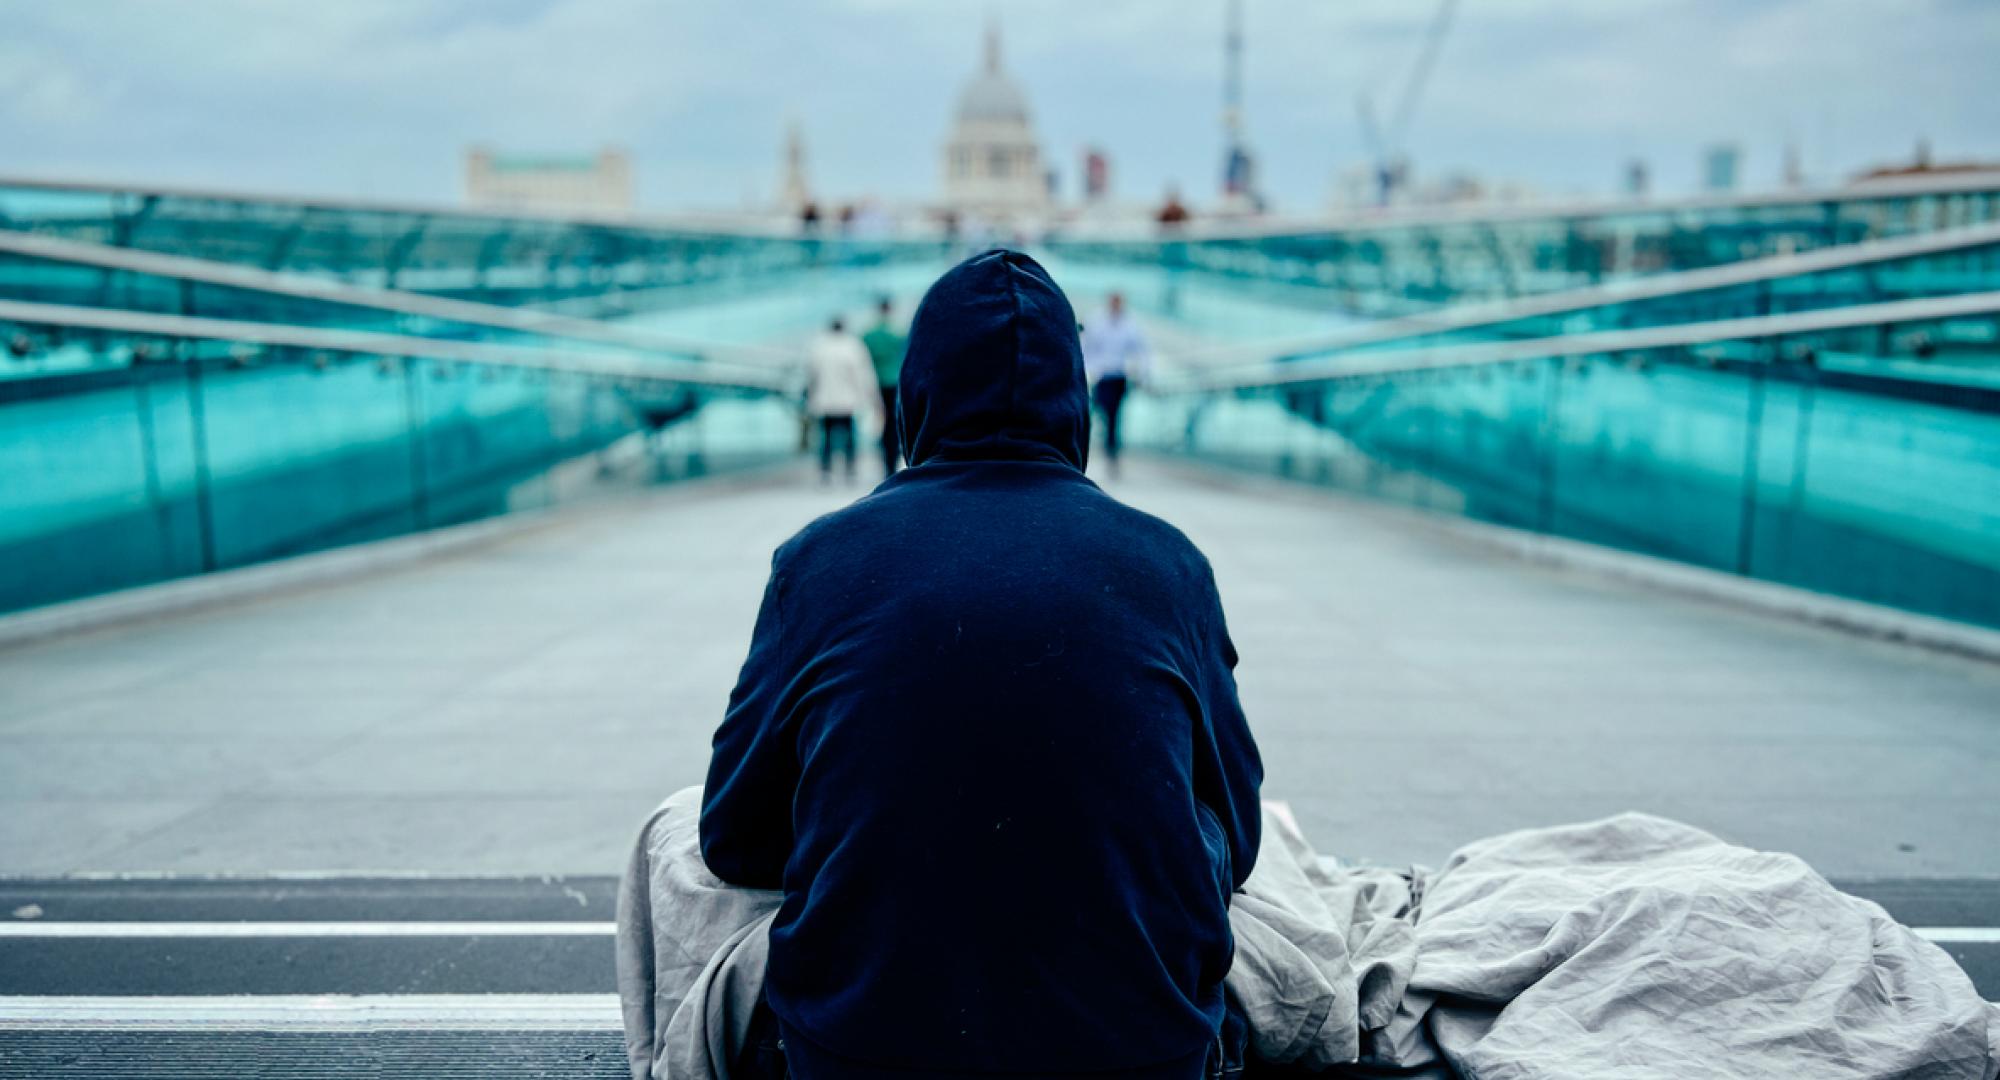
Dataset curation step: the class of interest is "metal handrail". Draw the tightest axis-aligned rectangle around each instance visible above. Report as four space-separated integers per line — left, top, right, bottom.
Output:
0 173 808 238
1167 221 2000 369
0 228 803 369
0 299 798 392
1180 290 2000 390
1053 169 2000 244
14 169 1998 246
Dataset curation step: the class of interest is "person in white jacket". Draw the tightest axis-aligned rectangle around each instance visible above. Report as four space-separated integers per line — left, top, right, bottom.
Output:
1081 292 1149 473
805 317 879 483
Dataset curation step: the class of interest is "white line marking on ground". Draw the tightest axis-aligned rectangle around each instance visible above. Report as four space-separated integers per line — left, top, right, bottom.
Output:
0 994 621 1031
0 921 615 938
1919 927 2000 945
0 920 1991 943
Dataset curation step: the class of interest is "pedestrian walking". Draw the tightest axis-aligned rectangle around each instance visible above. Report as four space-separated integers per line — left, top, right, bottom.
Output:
1081 291 1149 472
805 317 877 484
861 296 907 476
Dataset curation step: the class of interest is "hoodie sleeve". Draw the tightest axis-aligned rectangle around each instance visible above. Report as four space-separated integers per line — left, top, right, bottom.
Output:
1191 558 1263 890
699 549 801 889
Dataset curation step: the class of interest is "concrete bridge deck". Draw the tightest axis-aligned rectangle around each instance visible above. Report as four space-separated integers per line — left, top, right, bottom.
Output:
3 458 1998 880
3 458 1998 1068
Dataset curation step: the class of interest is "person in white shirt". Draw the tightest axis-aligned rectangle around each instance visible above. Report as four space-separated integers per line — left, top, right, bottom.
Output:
805 317 879 484
1080 292 1149 471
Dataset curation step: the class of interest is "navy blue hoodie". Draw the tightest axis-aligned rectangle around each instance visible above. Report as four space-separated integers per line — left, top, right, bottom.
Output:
700 250 1263 1080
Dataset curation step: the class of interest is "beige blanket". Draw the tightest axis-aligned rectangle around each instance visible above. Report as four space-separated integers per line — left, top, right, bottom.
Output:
617 789 1998 1080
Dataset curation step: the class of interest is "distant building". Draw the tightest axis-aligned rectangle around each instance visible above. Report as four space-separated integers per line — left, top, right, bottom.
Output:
465 146 633 213
941 24 1046 216
1217 0 1261 215
1782 140 1804 188
1851 138 2000 184
1703 144 1741 193
1624 159 1650 199
1083 147 1111 201
1428 171 1485 204
1221 145 1259 210
1329 164 1376 210
780 122 811 211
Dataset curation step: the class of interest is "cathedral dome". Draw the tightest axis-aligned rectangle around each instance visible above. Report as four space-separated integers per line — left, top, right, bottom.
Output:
940 23 1047 214
956 70 1031 126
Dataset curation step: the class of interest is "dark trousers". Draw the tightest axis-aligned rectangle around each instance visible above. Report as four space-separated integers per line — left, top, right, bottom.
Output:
818 415 856 477
877 387 900 475
1093 375 1130 461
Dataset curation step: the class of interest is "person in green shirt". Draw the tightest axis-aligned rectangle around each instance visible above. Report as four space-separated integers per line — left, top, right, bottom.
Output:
860 295 908 476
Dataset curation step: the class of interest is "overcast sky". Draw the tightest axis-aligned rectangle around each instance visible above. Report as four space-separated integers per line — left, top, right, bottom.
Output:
2 0 1995 212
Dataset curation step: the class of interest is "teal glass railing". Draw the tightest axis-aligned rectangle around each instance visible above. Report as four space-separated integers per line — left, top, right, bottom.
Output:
1049 173 2000 313
0 229 816 380
0 302 799 615
0 176 949 312
1134 293 2000 630
1179 223 2000 379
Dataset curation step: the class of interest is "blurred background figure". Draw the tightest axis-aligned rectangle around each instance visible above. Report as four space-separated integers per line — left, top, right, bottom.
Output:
806 316 877 485
1157 185 1191 228
1081 291 1149 474
862 295 908 476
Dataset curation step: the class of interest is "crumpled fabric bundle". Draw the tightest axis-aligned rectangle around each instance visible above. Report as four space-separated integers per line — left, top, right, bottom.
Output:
616 791 1999 1080
1218 804 1422 1072
1368 813 2000 1080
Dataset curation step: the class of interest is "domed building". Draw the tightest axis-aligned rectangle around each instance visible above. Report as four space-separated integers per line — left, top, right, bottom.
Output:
941 25 1047 216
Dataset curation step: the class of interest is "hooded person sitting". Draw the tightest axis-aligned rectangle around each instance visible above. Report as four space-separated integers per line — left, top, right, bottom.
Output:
700 250 1265 1080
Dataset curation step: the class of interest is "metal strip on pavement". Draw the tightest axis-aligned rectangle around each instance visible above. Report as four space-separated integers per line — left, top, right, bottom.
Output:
0 994 622 1031
0 921 615 938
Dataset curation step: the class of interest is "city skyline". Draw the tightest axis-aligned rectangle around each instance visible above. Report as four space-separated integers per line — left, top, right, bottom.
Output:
2 0 1996 213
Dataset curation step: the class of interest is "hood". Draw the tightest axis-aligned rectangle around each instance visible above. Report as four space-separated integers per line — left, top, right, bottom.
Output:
898 250 1090 471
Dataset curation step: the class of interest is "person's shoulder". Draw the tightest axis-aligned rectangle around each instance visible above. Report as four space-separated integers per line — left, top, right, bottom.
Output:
767 511 843 581
769 483 900 571
1084 486 1217 582
1117 500 1209 557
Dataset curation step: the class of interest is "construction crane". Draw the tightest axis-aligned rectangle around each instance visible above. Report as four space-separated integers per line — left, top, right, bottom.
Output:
1356 0 1459 205
1221 0 1258 209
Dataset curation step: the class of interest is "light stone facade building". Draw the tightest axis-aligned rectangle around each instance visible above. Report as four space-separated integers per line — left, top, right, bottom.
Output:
941 27 1047 216
464 147 634 213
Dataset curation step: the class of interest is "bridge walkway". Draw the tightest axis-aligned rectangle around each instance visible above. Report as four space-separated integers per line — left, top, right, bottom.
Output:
6 457 1996 878
1 460 1996 1074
